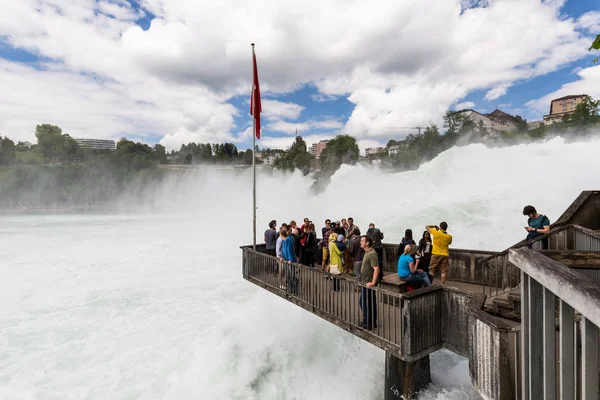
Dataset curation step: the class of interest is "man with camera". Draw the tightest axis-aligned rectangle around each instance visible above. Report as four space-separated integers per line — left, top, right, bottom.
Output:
425 222 452 285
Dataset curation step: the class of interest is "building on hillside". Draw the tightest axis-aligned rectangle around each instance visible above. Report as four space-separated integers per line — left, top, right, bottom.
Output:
388 145 401 156
543 94 588 125
75 138 116 150
309 140 329 159
457 109 518 135
262 152 282 165
527 120 545 130
365 147 385 157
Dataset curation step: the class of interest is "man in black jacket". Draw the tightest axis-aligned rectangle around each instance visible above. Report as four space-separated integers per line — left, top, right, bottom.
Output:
366 223 384 270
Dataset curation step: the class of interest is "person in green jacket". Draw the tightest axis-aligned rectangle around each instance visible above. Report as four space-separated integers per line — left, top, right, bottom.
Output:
329 234 344 291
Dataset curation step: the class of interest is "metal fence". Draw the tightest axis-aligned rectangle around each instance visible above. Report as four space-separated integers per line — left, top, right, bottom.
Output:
241 246 443 361
509 248 600 400
480 225 600 297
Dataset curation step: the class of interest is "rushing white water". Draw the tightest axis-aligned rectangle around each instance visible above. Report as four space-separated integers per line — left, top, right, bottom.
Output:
1 137 600 400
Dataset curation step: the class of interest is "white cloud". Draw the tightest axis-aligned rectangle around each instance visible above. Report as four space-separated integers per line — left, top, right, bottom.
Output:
485 86 509 101
266 118 344 134
0 0 596 148
311 93 338 102
97 1 142 20
455 101 475 110
266 121 310 134
261 100 305 121
576 11 600 32
526 65 600 114
311 119 344 130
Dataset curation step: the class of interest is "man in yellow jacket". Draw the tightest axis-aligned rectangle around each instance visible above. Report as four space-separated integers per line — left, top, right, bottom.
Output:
425 222 452 284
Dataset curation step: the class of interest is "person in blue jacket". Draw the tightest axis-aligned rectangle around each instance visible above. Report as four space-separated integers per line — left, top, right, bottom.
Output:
397 244 431 289
280 229 298 294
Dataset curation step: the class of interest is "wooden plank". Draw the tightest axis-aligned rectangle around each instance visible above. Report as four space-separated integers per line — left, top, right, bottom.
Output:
540 251 600 268
509 249 600 328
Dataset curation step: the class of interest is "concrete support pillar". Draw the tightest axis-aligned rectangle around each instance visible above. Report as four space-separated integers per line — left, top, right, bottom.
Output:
384 351 431 399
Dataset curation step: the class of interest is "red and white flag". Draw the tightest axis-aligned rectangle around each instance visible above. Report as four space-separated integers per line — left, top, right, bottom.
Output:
250 46 262 139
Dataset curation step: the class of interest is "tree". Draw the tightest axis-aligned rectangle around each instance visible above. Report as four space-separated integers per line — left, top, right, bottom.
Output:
443 110 468 136
0 136 16 165
569 96 599 122
458 118 476 135
35 124 64 160
477 120 487 135
34 124 80 162
154 144 167 163
274 136 312 175
386 139 400 148
591 34 600 63
514 116 528 133
319 134 359 175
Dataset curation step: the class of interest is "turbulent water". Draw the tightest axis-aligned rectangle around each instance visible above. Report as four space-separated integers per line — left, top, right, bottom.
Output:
2 137 600 400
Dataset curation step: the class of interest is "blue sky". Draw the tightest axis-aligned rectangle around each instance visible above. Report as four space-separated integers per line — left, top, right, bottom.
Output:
0 0 598 152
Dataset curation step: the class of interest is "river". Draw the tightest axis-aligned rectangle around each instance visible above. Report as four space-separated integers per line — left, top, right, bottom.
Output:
1 137 599 399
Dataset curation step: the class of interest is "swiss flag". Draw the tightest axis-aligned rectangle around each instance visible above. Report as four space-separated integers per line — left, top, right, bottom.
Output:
250 47 262 139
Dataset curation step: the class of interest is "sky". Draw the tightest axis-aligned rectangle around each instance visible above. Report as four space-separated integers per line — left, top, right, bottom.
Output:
0 0 599 154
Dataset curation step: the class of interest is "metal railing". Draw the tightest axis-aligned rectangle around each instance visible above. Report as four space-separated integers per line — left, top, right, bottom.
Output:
241 246 443 361
509 248 600 400
480 225 600 297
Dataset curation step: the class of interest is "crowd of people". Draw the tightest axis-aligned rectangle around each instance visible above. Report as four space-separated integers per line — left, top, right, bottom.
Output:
259 204 548 331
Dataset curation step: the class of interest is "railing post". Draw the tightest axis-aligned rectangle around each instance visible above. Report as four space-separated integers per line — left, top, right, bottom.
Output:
528 277 544 397
581 317 599 400
543 288 556 400
560 300 575 400
521 272 530 400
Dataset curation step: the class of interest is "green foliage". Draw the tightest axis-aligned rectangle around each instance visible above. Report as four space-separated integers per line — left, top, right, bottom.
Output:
443 110 467 137
154 144 167 163
34 124 80 162
562 96 600 124
591 34 600 63
274 136 313 175
514 116 528 133
174 141 252 165
0 136 16 165
319 134 359 176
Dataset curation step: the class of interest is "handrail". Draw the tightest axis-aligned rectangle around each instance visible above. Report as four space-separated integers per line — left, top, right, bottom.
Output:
242 246 413 299
509 248 600 327
241 246 447 361
479 224 569 264
480 224 600 264
480 224 600 296
509 248 600 399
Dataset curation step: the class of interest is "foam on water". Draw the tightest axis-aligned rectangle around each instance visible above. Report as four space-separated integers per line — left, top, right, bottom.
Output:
1 137 600 399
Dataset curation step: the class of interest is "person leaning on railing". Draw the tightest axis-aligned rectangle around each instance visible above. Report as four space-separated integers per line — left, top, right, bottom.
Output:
359 235 380 330
523 205 550 249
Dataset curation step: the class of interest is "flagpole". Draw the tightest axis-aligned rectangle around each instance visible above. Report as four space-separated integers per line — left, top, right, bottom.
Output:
252 43 257 251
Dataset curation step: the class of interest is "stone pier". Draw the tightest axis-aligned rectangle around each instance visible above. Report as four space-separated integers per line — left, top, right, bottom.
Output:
385 352 431 399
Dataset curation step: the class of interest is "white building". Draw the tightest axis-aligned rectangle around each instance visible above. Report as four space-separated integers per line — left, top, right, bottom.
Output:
457 109 518 135
388 145 401 156
365 147 385 157
262 153 282 165
75 138 116 150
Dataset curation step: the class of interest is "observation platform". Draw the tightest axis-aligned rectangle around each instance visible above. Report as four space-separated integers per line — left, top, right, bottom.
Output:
241 191 600 399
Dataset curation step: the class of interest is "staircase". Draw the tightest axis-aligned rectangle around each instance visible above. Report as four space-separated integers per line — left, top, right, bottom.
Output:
484 289 521 321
